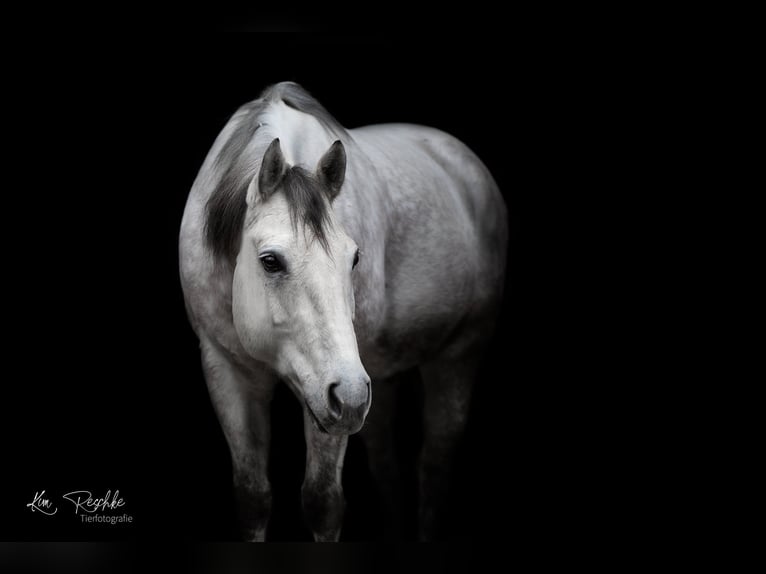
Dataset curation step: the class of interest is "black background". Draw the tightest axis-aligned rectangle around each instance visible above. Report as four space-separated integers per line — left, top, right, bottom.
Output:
0 30 584 542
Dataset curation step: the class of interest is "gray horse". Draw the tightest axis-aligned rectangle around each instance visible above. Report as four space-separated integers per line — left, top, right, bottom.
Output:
179 82 507 541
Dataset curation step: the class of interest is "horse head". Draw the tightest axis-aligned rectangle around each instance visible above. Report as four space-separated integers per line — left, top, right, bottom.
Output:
232 138 370 435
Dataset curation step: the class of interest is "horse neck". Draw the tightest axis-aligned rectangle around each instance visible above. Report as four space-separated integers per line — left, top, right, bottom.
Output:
260 100 338 169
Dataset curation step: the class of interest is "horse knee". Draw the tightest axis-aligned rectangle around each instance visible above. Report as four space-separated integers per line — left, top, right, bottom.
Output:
301 480 345 540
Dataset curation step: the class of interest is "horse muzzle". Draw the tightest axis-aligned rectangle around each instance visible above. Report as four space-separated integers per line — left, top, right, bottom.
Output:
307 376 371 435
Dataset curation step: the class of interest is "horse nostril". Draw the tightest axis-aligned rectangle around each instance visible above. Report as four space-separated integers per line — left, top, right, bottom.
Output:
327 382 344 421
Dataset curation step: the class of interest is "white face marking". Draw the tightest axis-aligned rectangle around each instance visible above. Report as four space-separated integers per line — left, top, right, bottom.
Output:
232 192 369 435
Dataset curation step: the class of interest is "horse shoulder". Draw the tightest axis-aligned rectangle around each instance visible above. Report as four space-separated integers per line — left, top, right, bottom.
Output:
179 176 244 360
350 125 505 369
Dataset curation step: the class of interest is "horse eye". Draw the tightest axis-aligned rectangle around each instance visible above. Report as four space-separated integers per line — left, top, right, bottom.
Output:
352 249 360 269
260 254 283 274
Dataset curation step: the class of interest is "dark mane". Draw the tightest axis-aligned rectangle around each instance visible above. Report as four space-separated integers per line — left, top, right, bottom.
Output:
204 82 343 264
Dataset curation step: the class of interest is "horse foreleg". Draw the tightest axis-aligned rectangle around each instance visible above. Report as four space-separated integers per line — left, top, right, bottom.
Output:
302 409 348 541
361 376 404 539
418 356 476 541
201 339 276 541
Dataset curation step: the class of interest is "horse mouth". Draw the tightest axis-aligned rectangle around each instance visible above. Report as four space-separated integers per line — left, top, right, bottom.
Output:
305 402 329 434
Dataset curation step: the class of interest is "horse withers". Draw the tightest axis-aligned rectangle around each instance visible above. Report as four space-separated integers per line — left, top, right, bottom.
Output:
179 82 507 541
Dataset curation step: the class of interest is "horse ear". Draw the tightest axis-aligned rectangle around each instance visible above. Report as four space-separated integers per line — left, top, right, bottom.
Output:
257 138 286 200
316 140 346 201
